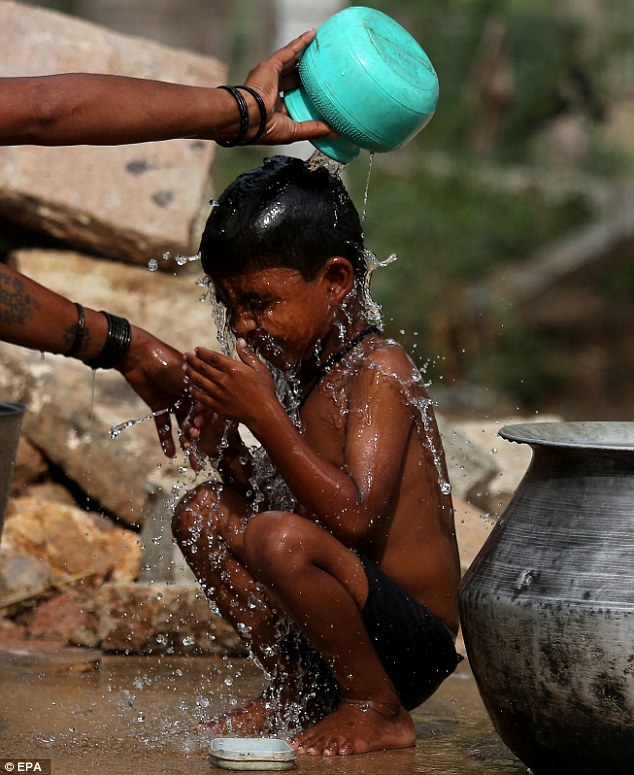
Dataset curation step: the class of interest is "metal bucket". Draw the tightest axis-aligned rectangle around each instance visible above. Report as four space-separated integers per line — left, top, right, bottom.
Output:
0 402 26 542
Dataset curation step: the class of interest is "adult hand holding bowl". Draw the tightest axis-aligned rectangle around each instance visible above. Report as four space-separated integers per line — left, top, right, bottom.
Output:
284 6 439 164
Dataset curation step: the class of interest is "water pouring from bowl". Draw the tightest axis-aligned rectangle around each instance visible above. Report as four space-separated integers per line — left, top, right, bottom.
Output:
284 6 439 164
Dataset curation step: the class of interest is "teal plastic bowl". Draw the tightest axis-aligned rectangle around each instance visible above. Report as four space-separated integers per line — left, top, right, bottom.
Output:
285 6 439 164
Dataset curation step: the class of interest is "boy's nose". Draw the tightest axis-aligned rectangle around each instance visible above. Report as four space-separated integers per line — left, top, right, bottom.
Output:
231 310 257 338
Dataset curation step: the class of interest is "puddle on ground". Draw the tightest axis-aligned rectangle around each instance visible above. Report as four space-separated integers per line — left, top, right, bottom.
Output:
0 647 527 774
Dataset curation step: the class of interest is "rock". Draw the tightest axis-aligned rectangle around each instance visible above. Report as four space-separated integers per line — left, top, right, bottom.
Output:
0 0 226 265
2 496 142 583
1 248 219 527
95 582 245 656
16 482 76 506
10 437 48 493
25 592 99 648
0 616 28 644
0 550 54 599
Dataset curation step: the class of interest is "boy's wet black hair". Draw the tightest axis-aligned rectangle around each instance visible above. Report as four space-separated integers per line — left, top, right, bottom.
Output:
199 155 365 281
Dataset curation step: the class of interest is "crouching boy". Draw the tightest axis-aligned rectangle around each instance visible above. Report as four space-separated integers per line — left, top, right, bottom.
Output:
173 156 461 756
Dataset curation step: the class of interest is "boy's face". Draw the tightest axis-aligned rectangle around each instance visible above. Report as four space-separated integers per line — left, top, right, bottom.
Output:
211 266 334 371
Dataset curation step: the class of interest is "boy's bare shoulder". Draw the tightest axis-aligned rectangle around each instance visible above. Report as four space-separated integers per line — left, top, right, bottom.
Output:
344 335 425 399
319 335 425 409
364 335 421 383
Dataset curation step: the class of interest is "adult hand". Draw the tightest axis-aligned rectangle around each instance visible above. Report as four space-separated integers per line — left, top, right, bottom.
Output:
116 326 191 457
242 29 334 145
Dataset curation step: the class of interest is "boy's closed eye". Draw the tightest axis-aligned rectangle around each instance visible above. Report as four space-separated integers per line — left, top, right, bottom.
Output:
244 297 270 313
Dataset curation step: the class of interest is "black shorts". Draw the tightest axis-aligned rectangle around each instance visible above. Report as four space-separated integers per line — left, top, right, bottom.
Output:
358 554 460 710
284 554 461 712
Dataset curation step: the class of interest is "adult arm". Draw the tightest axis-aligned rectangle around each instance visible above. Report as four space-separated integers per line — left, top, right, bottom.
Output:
0 30 331 147
0 262 187 455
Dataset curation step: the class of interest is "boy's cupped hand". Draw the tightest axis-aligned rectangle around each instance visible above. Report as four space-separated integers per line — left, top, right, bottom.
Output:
179 401 234 469
183 338 278 429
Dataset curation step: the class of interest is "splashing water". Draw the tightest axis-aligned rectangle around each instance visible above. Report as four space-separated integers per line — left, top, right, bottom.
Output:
306 149 347 176
361 151 374 222
148 251 201 272
203 277 236 359
360 249 398 329
305 148 374 222
108 408 171 440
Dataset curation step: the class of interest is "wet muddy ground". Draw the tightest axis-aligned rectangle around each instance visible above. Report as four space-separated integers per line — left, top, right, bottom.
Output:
0 645 528 774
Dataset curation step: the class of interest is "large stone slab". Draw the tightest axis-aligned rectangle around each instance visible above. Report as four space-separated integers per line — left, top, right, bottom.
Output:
2 496 142 583
0 249 220 527
0 0 226 264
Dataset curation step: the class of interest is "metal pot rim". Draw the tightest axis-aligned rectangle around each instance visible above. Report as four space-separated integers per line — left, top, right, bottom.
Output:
499 421 634 450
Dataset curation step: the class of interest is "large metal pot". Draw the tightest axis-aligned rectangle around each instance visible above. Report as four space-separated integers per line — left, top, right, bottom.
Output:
459 422 634 775
0 402 26 543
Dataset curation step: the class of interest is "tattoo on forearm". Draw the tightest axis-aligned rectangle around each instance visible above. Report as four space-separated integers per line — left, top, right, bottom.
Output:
0 267 41 326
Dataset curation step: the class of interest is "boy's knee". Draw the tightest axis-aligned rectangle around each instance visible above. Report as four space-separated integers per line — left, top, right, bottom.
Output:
243 512 308 572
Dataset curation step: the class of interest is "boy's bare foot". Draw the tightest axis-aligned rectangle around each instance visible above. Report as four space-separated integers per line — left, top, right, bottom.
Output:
196 686 329 737
289 699 416 756
196 696 272 736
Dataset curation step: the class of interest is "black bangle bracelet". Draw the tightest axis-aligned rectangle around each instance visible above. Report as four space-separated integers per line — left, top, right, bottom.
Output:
237 85 268 145
84 311 132 370
217 85 249 147
65 302 86 358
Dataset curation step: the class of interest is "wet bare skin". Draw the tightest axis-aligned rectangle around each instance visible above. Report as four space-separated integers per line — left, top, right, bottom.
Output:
175 264 460 755
292 701 415 756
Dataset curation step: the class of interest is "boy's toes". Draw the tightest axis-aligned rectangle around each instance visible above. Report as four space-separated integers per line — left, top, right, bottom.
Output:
294 734 357 756
335 736 357 756
303 738 327 755
322 737 341 756
321 736 353 756
291 733 327 755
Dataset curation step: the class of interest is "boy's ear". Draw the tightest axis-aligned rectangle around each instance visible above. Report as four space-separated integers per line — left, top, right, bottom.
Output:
323 256 355 305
